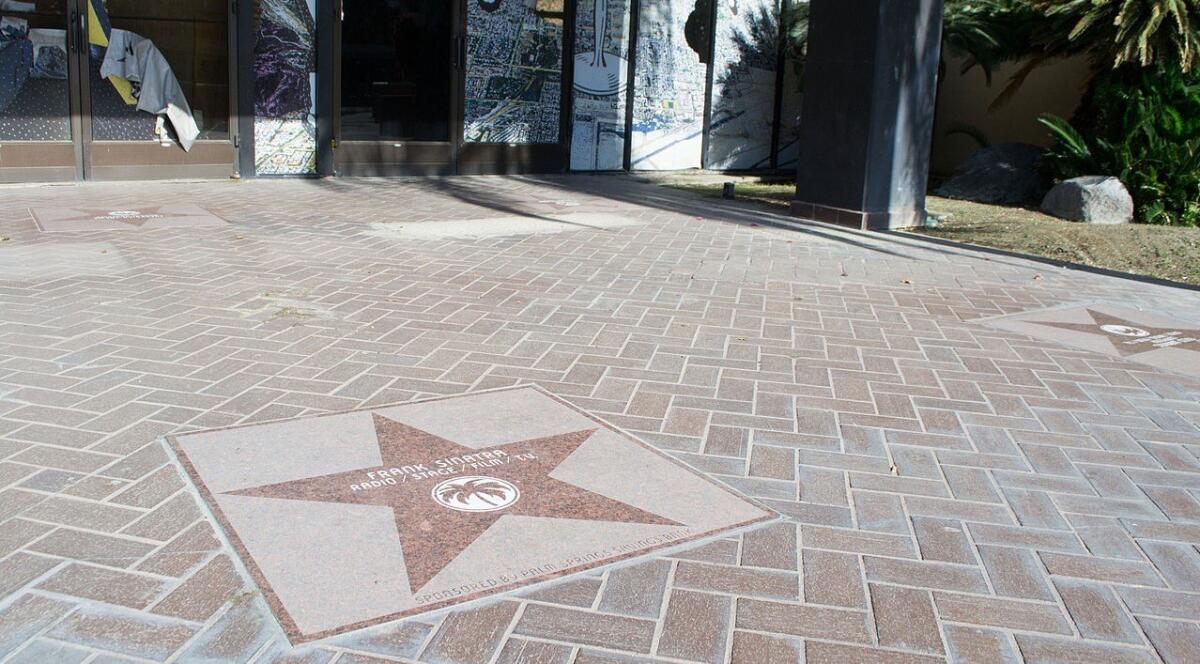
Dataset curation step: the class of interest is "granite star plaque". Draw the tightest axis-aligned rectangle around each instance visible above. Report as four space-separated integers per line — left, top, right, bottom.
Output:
977 303 1200 377
31 204 228 232
170 386 772 642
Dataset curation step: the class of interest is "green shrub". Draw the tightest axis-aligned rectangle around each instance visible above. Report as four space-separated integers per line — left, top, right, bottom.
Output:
1039 64 1200 226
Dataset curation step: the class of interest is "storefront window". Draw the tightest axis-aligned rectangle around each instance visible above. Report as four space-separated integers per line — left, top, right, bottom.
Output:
0 0 71 141
706 0 779 170
464 0 564 144
89 0 229 144
629 0 708 170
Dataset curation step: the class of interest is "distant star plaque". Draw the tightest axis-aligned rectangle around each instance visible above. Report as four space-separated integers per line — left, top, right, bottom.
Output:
171 386 772 642
978 303 1200 377
31 204 227 232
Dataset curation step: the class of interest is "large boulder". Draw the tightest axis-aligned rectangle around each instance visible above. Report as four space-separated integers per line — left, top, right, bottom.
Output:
935 143 1049 205
1040 176 1134 224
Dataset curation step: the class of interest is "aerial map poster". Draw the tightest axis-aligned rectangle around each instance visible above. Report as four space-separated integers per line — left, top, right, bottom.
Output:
464 0 565 144
253 0 318 175
706 0 779 170
629 0 708 170
570 0 632 170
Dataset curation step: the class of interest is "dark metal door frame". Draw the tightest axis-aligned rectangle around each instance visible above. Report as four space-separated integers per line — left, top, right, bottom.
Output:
768 0 790 169
699 0 719 169
69 1 87 179
316 0 336 176
621 0 641 171
237 0 258 177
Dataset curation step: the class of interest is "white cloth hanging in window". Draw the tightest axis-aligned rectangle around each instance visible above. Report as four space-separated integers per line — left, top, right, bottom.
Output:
100 29 199 151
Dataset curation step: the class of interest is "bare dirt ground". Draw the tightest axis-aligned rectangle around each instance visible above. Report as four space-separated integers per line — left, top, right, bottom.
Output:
644 172 1200 286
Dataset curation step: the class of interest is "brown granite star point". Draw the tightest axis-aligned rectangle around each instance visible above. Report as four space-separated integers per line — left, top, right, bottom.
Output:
1029 309 1200 357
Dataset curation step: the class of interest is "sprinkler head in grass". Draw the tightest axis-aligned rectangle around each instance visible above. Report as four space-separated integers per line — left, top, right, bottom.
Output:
924 211 950 228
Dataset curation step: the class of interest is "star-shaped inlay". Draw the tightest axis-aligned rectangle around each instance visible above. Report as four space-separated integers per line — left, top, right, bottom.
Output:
32 204 227 233
223 414 680 592
1029 309 1200 356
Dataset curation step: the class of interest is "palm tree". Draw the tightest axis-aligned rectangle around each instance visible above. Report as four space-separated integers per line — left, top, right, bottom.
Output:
1034 0 1200 72
943 0 1030 82
940 0 1079 108
940 1 1200 107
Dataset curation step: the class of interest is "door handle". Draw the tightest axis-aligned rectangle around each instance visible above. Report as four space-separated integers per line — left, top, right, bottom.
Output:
77 11 88 53
68 11 79 52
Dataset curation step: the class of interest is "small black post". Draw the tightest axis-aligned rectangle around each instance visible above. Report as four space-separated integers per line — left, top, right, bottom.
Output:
622 0 641 172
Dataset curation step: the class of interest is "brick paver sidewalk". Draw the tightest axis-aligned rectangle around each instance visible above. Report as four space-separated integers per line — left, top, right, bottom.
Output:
1 175 1198 663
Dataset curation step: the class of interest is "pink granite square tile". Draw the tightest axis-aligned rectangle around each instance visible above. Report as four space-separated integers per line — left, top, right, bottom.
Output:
170 385 772 643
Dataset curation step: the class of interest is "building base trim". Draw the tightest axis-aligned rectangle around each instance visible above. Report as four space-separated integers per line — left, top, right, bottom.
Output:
790 200 925 231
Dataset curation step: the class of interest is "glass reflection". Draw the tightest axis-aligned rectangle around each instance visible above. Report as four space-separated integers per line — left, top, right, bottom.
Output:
775 0 807 167
340 0 451 142
0 0 71 141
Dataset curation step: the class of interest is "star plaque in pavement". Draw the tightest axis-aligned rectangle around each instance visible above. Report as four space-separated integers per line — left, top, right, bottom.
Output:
1028 308 1200 357
223 414 679 592
30 204 227 232
170 386 772 642
978 304 1200 378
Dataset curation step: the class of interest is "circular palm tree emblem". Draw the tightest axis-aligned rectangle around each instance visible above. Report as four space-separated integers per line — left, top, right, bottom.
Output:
432 476 520 512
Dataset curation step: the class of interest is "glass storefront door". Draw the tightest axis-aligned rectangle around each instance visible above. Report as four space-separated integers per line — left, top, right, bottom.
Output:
81 0 235 179
0 0 78 182
333 0 459 175
331 0 571 175
0 0 235 182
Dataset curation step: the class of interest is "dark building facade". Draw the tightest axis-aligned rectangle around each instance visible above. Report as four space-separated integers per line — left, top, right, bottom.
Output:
0 0 810 180
0 0 942 230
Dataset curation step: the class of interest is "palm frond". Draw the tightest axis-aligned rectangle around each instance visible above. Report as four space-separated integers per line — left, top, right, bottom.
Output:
1038 113 1094 161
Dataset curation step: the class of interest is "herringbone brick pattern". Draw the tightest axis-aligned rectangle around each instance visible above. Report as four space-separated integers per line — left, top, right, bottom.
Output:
1 175 1198 663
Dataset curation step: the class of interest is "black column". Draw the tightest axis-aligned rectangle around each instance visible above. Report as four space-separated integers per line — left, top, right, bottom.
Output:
315 0 337 177
235 0 256 177
790 0 944 230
